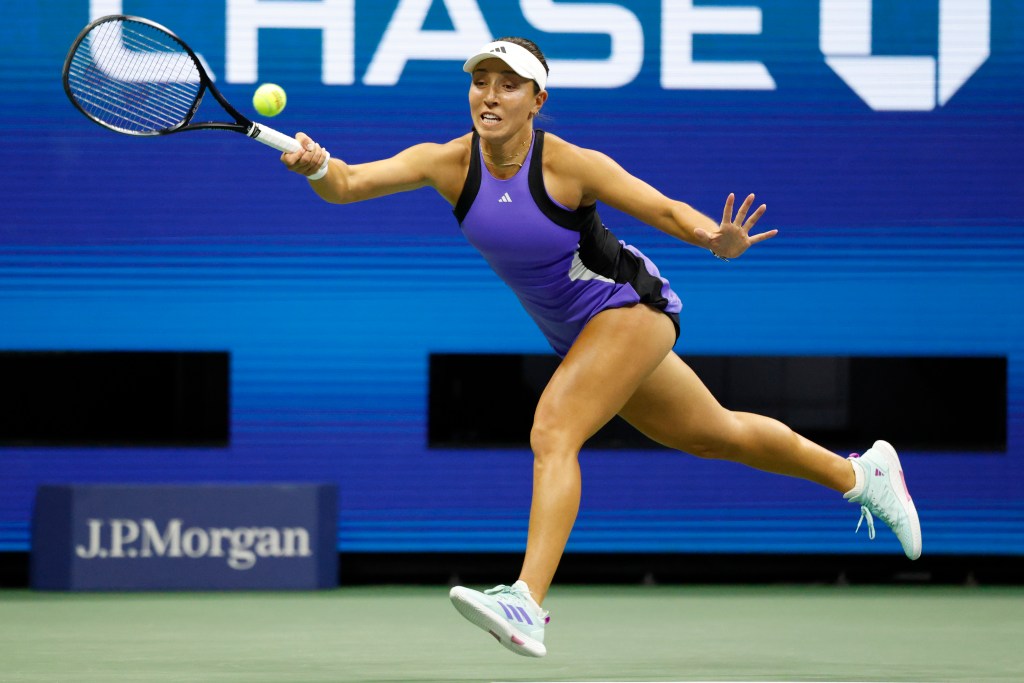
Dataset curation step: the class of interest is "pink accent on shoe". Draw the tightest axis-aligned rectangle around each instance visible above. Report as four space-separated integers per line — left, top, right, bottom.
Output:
849 453 861 458
511 635 525 646
900 470 912 501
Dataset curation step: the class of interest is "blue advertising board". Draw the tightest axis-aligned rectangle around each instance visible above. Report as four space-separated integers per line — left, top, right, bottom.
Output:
31 484 338 590
2 1 1023 556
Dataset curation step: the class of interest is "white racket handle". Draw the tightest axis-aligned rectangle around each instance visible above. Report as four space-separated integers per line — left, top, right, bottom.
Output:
249 122 330 179
250 122 301 152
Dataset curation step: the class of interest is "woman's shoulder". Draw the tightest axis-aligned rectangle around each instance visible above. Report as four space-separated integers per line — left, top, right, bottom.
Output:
406 132 473 174
416 133 475 202
541 132 603 165
540 131 609 175
440 131 474 156
404 132 472 161
540 131 574 155
393 133 473 187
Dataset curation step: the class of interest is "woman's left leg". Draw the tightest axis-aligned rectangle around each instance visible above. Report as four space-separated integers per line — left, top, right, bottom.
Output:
518 304 677 605
617 352 922 560
618 352 855 491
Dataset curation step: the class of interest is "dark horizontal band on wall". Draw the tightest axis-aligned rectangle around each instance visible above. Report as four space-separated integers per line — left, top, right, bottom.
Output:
0 351 229 447
335 551 1024 587
429 354 1006 452
2 551 1021 588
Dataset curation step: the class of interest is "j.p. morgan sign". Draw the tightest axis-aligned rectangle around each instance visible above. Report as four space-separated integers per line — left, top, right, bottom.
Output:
32 484 337 590
75 518 313 570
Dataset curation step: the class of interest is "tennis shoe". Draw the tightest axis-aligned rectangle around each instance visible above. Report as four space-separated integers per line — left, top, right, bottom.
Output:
449 580 548 657
845 440 922 560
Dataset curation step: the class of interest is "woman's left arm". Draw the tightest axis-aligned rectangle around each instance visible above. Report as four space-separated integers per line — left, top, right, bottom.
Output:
572 146 777 259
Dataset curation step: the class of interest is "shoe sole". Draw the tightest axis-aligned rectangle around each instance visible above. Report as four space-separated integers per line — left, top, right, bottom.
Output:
872 439 922 560
449 587 547 657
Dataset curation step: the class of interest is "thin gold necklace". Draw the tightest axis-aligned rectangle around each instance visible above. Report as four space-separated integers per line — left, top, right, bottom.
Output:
482 136 531 168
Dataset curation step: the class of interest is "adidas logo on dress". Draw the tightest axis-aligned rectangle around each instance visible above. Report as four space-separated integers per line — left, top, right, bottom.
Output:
498 192 512 203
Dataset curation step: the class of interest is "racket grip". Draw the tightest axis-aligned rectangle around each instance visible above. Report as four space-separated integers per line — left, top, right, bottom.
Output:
249 122 331 179
249 122 302 153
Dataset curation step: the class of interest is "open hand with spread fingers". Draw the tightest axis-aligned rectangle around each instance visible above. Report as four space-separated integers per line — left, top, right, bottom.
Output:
694 193 777 260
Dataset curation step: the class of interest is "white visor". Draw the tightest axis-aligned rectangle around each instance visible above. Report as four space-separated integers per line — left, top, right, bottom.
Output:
463 40 547 91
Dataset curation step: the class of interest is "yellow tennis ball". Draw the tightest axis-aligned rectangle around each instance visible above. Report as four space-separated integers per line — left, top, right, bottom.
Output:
253 83 286 117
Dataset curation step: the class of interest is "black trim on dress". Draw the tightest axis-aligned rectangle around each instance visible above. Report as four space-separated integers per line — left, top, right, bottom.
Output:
453 131 482 224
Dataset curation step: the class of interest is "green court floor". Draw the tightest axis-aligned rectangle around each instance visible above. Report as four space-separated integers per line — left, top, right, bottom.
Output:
1 585 1021 682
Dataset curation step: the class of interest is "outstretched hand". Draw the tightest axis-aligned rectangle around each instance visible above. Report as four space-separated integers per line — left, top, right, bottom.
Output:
693 193 777 259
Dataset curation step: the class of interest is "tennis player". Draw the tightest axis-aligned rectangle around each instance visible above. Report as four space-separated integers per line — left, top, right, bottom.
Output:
281 37 922 658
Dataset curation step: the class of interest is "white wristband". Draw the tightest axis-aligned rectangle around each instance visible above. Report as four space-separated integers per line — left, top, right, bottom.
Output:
306 151 331 181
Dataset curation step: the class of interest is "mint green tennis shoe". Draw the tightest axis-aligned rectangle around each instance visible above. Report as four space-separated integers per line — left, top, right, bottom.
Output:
845 440 922 560
449 580 549 657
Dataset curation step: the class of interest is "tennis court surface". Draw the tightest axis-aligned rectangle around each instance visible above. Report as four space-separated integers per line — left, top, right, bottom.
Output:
2 584 1020 682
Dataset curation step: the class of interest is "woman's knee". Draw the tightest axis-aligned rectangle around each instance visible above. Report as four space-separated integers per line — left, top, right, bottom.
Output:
529 417 583 463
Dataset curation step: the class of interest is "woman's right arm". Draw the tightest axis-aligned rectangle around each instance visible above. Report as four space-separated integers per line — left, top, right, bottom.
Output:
281 132 464 204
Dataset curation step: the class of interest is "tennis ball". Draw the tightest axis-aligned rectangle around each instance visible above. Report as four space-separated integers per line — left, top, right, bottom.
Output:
253 83 286 117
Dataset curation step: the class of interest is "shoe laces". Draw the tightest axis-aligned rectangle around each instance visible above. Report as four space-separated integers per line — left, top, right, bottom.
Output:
854 473 899 539
855 506 876 540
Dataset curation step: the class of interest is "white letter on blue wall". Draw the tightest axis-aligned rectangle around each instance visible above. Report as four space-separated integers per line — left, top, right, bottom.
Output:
661 0 775 90
520 0 643 89
821 0 989 111
364 0 492 86
226 0 355 84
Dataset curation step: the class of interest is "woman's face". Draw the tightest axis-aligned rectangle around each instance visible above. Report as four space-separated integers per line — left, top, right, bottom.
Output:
468 58 545 141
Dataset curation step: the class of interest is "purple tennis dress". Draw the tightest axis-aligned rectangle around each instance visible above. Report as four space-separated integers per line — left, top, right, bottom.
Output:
454 130 682 357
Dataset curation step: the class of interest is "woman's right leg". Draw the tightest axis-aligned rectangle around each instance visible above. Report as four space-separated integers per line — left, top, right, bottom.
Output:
618 353 856 493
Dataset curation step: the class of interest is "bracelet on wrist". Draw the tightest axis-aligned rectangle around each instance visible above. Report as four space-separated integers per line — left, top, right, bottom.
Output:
710 249 730 262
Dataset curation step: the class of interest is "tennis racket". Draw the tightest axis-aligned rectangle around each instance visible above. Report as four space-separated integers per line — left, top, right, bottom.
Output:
62 14 327 175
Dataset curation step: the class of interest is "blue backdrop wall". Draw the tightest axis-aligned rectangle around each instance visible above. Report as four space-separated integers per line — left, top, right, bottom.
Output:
2 0 1022 556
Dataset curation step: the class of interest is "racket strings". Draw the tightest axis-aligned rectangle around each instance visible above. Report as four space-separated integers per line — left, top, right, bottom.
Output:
87 22 199 126
86 22 200 115
66 61 189 132
67 54 193 132
66 19 202 134
110 27 199 105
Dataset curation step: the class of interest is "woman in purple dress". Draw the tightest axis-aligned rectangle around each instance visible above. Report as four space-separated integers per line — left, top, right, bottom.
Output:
282 36 920 658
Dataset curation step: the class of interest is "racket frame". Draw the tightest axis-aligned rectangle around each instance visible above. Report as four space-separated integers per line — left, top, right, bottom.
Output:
62 14 303 155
